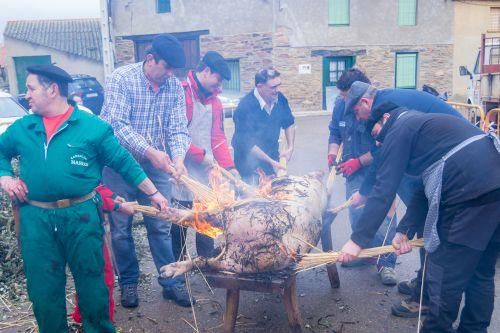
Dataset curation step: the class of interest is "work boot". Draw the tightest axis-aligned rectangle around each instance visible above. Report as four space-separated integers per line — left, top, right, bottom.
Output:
391 297 429 318
398 277 418 295
163 284 194 307
378 267 398 286
120 284 139 308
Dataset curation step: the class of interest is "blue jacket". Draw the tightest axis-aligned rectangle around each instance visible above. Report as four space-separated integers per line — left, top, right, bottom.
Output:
329 97 375 165
360 89 465 196
372 89 462 118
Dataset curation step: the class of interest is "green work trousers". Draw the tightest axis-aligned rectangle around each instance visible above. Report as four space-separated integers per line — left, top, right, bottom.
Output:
19 199 114 333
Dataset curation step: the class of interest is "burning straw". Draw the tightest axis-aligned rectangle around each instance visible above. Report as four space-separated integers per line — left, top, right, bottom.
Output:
294 239 424 272
134 204 224 239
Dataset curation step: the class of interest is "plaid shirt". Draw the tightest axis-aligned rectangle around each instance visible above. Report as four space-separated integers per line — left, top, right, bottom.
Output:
100 62 190 161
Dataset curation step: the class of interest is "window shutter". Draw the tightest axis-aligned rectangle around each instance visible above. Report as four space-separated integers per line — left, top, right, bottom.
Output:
490 7 500 32
157 0 171 13
222 60 240 91
395 53 418 89
399 0 417 26
329 0 350 25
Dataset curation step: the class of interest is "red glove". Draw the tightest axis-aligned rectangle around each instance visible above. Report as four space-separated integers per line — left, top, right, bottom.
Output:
336 158 362 177
327 153 337 168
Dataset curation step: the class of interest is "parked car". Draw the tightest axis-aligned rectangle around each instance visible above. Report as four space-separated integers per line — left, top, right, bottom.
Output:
219 91 244 118
69 74 104 115
0 91 29 135
17 74 104 115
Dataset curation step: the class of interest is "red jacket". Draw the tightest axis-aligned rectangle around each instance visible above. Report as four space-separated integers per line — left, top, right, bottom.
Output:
183 71 235 170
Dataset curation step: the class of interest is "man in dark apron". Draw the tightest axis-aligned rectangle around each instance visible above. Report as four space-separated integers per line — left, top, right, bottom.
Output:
338 102 500 333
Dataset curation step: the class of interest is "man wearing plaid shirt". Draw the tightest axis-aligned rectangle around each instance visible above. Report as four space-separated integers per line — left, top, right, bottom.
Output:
100 34 192 308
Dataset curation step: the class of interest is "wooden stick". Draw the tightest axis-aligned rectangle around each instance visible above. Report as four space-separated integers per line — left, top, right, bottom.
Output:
326 144 343 194
277 157 287 177
328 198 352 214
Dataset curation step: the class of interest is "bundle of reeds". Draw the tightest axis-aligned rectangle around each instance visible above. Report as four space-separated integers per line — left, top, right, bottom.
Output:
295 238 424 272
211 163 255 196
134 204 160 217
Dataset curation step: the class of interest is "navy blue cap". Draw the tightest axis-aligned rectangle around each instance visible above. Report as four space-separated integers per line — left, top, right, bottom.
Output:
26 64 73 83
344 81 371 114
151 34 186 68
202 51 231 80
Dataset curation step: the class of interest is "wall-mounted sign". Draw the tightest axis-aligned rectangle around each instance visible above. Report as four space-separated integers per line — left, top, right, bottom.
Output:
298 64 311 74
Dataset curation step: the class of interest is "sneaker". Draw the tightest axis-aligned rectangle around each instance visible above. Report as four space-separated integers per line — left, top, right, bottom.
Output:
398 277 418 295
391 298 429 318
379 267 398 286
120 284 139 308
162 284 194 307
340 258 373 268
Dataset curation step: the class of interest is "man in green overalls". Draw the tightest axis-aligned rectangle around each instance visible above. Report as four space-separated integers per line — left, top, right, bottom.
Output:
0 65 168 333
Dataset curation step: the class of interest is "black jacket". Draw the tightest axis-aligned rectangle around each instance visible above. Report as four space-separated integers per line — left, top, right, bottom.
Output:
231 91 294 177
351 109 500 249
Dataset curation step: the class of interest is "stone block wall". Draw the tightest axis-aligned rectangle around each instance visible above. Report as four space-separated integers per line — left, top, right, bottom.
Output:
114 37 135 66
200 32 273 93
114 29 453 112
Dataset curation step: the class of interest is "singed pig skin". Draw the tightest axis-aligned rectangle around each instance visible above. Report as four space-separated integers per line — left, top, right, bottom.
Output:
160 172 326 277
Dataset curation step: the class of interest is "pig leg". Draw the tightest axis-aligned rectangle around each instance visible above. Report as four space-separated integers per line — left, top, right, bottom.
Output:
160 260 195 278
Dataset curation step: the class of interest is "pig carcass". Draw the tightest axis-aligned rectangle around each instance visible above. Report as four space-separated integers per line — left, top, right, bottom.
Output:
159 172 327 278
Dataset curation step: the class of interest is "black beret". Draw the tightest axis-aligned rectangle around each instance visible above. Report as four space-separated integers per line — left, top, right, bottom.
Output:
202 51 231 80
152 34 186 68
366 101 401 132
26 64 73 83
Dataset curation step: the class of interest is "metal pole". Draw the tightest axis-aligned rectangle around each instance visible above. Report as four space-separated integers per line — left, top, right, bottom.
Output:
100 0 115 81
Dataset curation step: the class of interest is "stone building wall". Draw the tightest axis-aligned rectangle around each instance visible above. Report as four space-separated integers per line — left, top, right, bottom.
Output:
114 37 136 66
200 32 274 94
114 29 453 112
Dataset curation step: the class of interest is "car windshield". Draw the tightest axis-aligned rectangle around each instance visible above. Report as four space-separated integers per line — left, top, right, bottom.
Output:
0 97 27 118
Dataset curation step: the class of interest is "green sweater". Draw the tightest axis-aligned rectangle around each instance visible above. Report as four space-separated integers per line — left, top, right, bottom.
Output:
0 106 147 201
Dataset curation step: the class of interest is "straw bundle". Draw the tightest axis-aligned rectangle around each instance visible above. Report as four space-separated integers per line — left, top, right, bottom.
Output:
295 239 424 272
211 163 255 196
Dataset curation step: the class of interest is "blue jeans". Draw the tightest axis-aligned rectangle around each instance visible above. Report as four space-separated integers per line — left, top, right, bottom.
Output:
346 172 397 269
102 161 181 289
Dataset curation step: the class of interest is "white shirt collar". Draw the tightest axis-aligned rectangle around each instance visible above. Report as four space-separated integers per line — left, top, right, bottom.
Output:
254 88 276 114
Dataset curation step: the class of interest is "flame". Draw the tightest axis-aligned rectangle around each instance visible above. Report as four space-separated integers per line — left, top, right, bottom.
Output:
191 210 224 239
255 169 293 201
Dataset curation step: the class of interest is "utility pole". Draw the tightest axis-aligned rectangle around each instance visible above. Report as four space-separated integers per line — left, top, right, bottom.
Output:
100 0 115 80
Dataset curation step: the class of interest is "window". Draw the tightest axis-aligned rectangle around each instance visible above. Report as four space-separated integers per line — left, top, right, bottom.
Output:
222 60 240 91
328 59 347 85
490 7 500 32
156 0 171 13
395 53 418 89
490 46 500 65
328 0 350 26
399 0 417 26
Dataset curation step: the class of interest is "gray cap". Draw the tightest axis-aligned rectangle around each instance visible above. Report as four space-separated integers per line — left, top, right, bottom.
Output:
344 81 371 114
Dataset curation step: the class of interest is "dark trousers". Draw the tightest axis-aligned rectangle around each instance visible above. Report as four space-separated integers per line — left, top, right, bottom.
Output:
421 197 500 333
170 199 215 260
102 162 181 289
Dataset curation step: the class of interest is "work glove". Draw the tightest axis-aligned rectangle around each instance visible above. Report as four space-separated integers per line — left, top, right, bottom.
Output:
327 153 337 169
336 158 362 177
